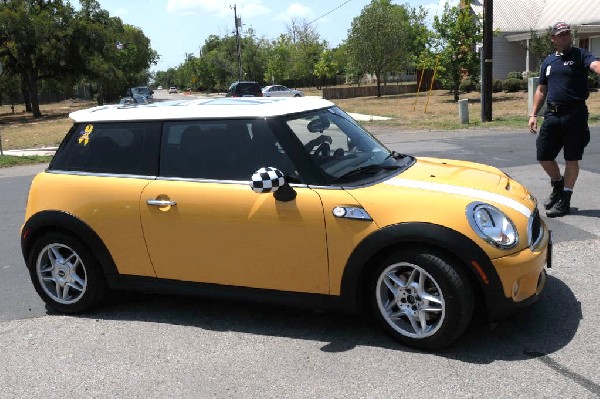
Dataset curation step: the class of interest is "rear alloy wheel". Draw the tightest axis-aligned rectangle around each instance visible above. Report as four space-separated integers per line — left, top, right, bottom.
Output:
371 250 474 350
28 232 106 313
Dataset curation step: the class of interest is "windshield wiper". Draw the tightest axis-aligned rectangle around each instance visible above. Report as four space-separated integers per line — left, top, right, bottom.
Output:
385 151 407 160
335 164 401 181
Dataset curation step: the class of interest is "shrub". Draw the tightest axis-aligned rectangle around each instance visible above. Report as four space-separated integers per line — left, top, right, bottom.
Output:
589 75 599 89
507 71 523 80
523 70 539 79
502 78 523 92
519 79 528 91
459 78 477 93
492 79 504 92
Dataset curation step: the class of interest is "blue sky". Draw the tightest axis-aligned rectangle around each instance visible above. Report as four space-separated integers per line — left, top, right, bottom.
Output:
95 0 458 72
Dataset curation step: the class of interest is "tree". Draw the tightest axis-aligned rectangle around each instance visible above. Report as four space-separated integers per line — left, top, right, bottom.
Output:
0 0 158 113
346 0 422 97
432 2 482 101
526 28 554 71
313 49 338 88
287 18 326 87
264 34 293 85
0 0 76 116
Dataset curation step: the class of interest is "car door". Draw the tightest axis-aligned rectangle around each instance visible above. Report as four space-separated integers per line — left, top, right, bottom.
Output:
270 85 282 97
139 120 330 294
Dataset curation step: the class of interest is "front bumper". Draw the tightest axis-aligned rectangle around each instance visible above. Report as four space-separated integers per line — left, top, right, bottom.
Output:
486 230 551 319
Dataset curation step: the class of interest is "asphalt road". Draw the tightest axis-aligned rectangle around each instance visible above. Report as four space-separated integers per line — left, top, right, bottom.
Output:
0 125 598 398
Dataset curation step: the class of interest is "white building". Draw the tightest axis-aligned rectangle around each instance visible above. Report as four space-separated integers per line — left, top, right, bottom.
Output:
471 0 600 79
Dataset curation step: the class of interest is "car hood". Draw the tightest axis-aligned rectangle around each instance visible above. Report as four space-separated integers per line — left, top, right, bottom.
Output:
348 156 536 220
399 157 534 208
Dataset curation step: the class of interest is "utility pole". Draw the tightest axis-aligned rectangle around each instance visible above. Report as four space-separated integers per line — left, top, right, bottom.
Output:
232 5 243 81
481 0 493 121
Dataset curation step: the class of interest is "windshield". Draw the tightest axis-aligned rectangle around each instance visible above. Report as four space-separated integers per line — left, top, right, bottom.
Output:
282 107 412 183
131 87 151 96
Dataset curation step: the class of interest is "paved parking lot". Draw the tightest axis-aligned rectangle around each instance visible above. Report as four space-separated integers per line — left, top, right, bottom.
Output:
0 126 598 398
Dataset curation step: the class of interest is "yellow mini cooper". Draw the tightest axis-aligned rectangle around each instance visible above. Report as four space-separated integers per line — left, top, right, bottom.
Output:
21 97 550 349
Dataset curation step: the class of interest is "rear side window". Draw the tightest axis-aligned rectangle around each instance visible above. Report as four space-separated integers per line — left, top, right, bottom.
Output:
50 122 161 175
237 83 260 95
160 119 296 180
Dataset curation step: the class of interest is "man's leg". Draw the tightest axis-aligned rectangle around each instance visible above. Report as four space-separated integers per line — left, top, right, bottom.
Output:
539 160 562 181
563 160 580 189
539 160 564 209
547 160 579 217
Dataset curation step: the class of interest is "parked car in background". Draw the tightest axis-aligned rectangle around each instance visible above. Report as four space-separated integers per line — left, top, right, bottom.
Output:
21 97 550 350
168 87 177 94
129 86 153 103
226 81 262 97
157 86 163 90
118 96 142 105
262 85 304 97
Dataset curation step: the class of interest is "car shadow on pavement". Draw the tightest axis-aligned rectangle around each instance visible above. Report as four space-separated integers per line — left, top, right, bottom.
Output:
73 275 579 362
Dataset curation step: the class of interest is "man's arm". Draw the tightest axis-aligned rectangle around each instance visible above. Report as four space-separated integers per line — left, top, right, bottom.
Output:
528 84 547 134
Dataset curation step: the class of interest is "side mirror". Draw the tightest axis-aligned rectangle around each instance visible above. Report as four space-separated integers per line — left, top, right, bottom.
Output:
249 167 296 202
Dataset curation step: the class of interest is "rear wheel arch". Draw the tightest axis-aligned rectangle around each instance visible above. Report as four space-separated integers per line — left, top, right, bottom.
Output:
21 210 118 276
27 231 108 313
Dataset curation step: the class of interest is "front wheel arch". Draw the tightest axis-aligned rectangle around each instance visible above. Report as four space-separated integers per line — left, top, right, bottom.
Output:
340 223 500 317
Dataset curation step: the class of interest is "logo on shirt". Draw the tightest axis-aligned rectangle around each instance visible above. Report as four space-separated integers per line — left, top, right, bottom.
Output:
564 61 574 66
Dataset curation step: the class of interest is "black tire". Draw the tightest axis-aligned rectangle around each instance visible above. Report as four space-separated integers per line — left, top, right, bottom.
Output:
369 249 474 350
27 232 107 313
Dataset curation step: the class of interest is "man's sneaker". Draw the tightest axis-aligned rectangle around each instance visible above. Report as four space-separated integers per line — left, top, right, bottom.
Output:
546 190 572 218
544 178 564 210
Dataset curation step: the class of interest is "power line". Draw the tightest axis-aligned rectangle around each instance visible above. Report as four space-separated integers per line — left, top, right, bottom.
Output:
308 0 352 26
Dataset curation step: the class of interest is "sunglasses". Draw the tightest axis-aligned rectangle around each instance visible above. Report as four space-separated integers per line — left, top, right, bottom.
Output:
554 31 571 37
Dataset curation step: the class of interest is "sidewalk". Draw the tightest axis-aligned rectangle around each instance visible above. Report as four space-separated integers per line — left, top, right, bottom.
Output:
2 147 58 157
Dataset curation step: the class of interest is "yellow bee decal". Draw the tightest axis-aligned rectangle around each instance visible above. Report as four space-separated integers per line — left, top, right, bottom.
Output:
78 125 94 145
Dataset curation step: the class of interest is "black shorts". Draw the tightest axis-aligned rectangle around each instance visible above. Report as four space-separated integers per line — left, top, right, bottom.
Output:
537 104 590 161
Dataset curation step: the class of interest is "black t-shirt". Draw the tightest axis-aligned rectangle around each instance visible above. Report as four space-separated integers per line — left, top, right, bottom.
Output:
538 47 598 104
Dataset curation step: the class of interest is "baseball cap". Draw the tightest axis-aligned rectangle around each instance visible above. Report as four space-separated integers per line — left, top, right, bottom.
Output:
551 22 571 36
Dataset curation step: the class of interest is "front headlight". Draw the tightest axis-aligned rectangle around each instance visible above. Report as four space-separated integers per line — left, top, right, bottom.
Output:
466 202 518 249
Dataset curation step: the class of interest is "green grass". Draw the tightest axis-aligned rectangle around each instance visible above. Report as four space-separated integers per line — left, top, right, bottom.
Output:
0 155 53 168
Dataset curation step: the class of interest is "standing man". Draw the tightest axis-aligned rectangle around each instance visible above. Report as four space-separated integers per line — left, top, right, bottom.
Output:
529 22 600 217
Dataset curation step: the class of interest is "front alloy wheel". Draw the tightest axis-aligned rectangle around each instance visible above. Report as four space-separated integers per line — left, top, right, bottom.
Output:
376 263 445 338
371 250 474 350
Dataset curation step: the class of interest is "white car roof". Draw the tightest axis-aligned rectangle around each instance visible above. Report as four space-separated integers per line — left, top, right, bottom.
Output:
70 97 333 123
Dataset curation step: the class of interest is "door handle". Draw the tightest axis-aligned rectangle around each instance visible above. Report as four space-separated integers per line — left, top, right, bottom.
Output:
146 199 177 206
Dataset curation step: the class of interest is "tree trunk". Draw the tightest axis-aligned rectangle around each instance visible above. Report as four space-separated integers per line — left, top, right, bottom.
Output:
24 69 42 117
21 79 32 113
375 72 382 97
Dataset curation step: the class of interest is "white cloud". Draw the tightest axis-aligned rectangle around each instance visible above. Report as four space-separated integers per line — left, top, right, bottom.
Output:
276 3 314 21
167 0 269 18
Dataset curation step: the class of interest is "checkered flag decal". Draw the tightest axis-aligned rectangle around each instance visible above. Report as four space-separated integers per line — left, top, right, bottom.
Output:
250 167 285 193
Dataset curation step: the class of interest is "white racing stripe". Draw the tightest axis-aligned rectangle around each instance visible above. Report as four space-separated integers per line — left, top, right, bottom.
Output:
385 178 532 218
